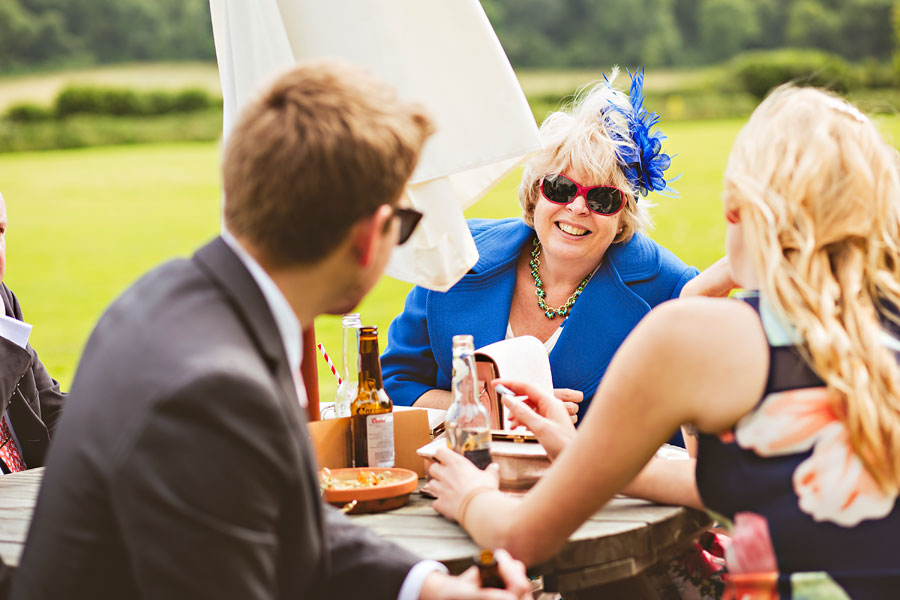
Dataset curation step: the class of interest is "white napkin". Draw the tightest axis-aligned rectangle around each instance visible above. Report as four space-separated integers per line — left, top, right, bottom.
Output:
0 314 32 350
209 0 541 292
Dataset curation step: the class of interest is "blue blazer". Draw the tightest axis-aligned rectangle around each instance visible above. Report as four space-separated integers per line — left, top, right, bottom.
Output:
381 218 699 422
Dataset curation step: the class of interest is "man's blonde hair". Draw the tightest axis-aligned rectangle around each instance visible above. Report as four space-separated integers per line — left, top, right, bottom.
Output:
725 85 900 494
224 59 433 266
518 69 653 242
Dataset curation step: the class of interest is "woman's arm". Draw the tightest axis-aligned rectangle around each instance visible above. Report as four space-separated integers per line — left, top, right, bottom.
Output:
620 456 702 508
679 257 737 298
430 297 769 565
413 388 452 410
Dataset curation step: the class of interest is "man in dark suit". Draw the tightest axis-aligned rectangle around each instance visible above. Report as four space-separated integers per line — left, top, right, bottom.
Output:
11 61 528 600
0 192 65 474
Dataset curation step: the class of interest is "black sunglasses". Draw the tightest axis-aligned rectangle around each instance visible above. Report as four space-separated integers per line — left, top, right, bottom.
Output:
539 173 627 216
392 206 423 246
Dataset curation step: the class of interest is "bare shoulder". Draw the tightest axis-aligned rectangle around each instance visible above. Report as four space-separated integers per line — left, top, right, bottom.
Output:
621 296 769 432
642 296 764 339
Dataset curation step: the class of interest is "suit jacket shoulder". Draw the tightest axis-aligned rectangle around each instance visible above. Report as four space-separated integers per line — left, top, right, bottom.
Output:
12 238 417 600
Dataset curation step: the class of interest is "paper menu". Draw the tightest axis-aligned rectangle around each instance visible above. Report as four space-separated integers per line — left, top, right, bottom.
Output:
0 314 31 350
475 335 554 431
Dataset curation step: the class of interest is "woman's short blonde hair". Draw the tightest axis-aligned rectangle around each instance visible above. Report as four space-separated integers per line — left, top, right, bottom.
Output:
518 68 653 243
725 85 900 494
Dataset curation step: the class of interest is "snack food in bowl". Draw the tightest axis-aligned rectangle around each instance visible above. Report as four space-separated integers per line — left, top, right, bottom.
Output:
319 467 418 513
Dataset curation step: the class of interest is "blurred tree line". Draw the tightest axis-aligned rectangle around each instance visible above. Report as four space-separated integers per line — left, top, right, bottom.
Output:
480 0 895 67
0 0 214 71
0 0 896 72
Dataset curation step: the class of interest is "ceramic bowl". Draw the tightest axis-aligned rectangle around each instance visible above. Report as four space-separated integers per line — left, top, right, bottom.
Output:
320 467 418 513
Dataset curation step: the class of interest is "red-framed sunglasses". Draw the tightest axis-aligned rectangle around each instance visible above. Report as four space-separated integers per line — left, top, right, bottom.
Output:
539 173 627 216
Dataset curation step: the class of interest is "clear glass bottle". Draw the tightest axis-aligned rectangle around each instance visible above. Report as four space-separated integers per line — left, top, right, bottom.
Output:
351 326 394 468
335 313 361 419
446 334 492 469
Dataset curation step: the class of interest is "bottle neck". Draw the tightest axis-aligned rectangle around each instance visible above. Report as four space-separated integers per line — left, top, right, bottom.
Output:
358 337 384 390
340 324 359 381
451 349 479 406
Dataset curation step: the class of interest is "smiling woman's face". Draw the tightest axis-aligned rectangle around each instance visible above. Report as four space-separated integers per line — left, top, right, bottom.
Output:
532 167 621 268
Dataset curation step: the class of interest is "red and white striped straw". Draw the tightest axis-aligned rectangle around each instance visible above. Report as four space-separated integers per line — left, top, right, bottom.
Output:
316 343 342 386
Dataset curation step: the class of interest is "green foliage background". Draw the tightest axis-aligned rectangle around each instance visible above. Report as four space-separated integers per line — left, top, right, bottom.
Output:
479 0 895 68
0 0 897 71
5 113 900 399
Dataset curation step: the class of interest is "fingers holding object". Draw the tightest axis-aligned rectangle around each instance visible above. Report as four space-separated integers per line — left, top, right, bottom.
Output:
500 394 535 424
493 549 531 597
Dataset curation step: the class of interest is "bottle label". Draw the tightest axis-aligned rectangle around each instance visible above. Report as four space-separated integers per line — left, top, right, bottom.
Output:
366 413 394 467
464 448 492 470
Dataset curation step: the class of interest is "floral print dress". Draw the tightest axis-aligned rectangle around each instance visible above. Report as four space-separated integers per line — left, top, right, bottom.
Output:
695 292 900 599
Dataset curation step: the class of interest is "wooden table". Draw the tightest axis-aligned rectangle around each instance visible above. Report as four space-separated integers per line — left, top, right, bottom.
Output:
0 469 711 597
0 468 41 569
351 484 711 597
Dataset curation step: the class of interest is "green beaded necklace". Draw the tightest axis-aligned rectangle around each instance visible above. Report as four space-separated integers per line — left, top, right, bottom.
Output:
529 238 598 320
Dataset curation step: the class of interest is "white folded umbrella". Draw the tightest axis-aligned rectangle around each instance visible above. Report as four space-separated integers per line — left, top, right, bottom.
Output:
209 0 541 291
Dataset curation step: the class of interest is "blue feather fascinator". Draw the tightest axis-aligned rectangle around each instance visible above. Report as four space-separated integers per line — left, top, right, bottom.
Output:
605 67 677 198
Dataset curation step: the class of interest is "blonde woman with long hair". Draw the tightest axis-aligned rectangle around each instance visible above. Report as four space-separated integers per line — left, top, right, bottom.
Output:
426 86 900 598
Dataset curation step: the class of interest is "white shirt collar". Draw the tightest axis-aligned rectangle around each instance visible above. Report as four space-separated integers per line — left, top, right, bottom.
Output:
221 231 302 375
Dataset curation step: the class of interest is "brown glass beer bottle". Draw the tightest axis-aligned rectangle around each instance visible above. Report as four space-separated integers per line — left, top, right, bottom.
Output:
475 549 504 589
351 326 394 468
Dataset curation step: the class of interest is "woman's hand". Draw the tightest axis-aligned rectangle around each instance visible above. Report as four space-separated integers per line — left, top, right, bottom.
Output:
679 257 737 298
419 549 532 599
494 380 576 460
425 446 501 523
553 388 583 423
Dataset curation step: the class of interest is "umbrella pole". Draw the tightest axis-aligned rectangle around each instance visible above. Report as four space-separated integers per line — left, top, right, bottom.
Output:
302 326 321 421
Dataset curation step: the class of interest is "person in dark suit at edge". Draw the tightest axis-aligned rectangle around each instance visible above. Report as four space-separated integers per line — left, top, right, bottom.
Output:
0 190 66 596
11 60 530 600
0 191 65 473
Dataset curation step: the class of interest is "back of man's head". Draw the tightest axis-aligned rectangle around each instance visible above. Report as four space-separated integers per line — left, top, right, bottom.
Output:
223 59 433 267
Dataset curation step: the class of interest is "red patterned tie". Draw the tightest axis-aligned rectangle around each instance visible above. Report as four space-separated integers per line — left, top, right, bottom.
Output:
0 419 26 473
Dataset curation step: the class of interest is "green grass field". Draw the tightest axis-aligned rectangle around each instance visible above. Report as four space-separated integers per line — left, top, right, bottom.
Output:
5 114 900 400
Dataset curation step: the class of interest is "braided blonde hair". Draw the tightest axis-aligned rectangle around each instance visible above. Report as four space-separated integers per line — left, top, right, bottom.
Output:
724 85 900 494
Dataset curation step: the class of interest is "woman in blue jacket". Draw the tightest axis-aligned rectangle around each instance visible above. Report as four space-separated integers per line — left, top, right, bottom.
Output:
382 68 709 425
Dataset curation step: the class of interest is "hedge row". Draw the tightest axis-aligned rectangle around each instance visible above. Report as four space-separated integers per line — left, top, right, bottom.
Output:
3 86 222 122
728 49 897 99
0 110 223 153
528 51 899 124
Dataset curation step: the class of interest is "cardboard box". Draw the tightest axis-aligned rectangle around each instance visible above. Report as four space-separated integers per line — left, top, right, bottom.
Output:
308 407 431 477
